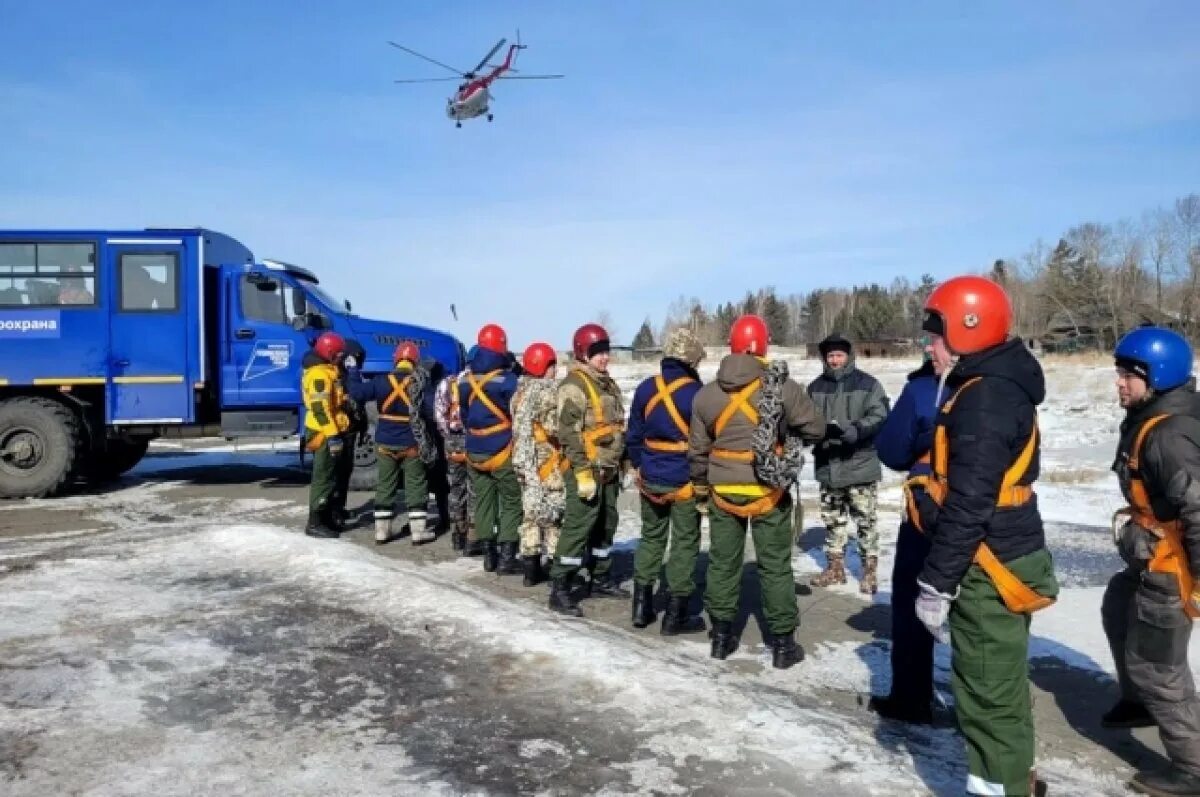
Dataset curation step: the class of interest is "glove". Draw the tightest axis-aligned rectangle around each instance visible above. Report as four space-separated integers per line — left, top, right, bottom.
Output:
575 468 597 501
1113 517 1156 567
327 436 344 456
839 423 860 446
344 355 359 369
914 579 955 644
824 421 844 440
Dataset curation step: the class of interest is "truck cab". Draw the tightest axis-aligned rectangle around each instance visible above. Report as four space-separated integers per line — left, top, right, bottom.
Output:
0 228 464 497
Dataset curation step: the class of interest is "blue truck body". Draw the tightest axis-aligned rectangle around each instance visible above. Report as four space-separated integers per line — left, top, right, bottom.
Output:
0 228 464 496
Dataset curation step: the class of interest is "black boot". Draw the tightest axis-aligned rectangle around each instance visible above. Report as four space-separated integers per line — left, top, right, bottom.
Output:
1102 699 1155 728
709 620 739 660
867 694 932 725
1130 767 1200 796
464 529 485 557
660 595 705 636
522 555 545 587
483 540 499 572
770 631 804 669
548 575 583 617
591 573 631 599
305 509 340 539
631 583 656 628
450 524 466 552
496 541 523 575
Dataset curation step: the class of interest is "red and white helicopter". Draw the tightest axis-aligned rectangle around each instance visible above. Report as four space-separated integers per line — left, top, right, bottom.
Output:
388 34 563 127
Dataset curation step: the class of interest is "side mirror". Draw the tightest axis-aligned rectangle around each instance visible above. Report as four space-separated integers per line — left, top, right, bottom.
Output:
344 299 353 313
291 287 307 316
291 316 307 332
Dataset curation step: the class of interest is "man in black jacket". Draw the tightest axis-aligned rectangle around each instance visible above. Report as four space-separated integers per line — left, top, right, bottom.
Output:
913 276 1058 797
1103 326 1200 797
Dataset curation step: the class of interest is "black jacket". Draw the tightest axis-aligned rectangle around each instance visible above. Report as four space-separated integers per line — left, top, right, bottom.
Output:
1114 379 1200 577
919 339 1047 594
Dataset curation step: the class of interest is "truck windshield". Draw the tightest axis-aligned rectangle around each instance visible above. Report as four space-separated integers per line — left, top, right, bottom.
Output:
299 280 350 314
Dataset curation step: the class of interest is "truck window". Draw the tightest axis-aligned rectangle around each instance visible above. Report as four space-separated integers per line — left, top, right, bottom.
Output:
119 253 179 312
239 275 306 325
0 242 96 307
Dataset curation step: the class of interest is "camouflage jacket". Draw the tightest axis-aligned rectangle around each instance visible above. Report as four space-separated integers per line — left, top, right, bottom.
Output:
513 377 566 523
434 374 466 458
558 364 626 471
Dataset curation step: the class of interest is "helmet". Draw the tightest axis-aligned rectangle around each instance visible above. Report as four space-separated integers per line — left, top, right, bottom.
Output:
477 323 508 354
393 341 420 365
730 314 769 356
1114 326 1193 391
572 323 610 361
313 331 347 362
922 275 1011 355
522 342 558 378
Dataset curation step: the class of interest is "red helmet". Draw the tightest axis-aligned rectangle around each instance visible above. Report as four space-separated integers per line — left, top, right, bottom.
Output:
572 323 610 362
313 331 347 362
477 323 508 354
730 314 769 356
923 275 1012 355
393 341 420 365
522 342 558 378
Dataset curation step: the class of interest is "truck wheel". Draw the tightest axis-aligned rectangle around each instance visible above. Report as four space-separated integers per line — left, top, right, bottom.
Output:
348 423 379 491
0 396 81 498
85 438 150 484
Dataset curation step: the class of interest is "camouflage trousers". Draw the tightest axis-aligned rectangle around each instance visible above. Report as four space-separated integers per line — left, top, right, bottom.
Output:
819 482 879 558
519 485 563 558
447 459 477 530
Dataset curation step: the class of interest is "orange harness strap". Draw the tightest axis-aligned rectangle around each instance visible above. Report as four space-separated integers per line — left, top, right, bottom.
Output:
711 487 784 519
714 379 760 438
576 369 620 463
465 370 512 437
645 375 694 435
637 477 696 506
533 421 570 482
377 444 419 460
380 373 413 422
468 444 513 472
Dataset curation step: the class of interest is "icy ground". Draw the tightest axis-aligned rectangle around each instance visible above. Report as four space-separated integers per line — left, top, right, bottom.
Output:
0 353 1186 795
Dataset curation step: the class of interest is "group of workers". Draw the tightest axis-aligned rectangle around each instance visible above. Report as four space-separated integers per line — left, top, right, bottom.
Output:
300 274 1200 797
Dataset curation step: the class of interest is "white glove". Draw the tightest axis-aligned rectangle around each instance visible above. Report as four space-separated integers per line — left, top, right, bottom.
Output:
915 579 954 644
344 355 359 369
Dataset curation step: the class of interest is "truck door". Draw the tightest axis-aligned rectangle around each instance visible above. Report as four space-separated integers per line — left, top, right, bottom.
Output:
106 242 194 424
227 272 312 407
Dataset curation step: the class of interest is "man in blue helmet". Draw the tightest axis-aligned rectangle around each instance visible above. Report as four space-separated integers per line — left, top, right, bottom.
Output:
1104 325 1200 797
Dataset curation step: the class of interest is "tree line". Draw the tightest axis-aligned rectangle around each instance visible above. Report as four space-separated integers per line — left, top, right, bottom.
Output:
629 192 1200 353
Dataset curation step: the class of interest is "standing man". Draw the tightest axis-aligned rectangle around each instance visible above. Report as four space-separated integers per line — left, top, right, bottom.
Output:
914 275 1058 797
459 324 523 574
548 323 629 616
435 352 480 555
808 334 890 594
867 336 944 724
689 315 825 668
346 341 438 545
626 327 707 634
329 337 368 530
512 341 566 587
1103 326 1200 797
301 331 353 539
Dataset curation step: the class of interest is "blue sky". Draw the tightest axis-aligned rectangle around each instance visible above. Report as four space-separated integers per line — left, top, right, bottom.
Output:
2 2 1198 348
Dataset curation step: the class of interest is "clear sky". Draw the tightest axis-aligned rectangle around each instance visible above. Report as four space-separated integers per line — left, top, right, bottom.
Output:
2 2 1198 348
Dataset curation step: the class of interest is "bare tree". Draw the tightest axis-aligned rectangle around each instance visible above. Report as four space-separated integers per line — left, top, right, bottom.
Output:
1144 207 1175 313
593 310 618 344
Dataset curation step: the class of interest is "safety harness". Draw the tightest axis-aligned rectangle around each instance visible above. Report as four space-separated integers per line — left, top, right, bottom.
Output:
380 373 413 423
901 376 1053 614
637 374 698 505
569 368 621 465
532 421 570 482
1115 414 1199 619
460 370 513 472
707 379 785 518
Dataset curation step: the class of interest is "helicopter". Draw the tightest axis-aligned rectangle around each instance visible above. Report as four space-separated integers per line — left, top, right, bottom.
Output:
388 33 563 127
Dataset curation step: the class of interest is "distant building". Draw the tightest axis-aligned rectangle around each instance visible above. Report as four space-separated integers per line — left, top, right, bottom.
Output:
805 337 917 358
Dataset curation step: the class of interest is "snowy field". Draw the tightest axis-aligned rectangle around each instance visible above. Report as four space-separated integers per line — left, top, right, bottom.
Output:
0 353 1184 795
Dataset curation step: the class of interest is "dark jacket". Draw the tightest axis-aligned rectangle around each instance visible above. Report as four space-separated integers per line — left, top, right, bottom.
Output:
807 357 889 488
346 362 424 449
919 338 1048 595
457 348 518 457
1114 379 1200 577
689 353 825 488
876 360 944 477
627 358 702 488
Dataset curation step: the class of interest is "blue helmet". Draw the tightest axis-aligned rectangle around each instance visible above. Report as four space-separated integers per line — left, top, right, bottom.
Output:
1114 326 1193 391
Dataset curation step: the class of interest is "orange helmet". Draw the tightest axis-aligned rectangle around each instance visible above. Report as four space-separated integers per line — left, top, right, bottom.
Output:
477 323 508 354
730 314 769 357
393 341 420 365
313 331 347 362
922 275 1012 355
572 323 610 361
522 342 558 377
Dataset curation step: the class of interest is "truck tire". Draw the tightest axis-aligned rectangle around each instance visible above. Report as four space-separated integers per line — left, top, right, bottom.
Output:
85 438 150 484
0 396 81 498
348 422 379 492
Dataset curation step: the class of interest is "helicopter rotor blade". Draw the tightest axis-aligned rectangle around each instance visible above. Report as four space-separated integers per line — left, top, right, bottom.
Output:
393 77 463 83
387 41 467 77
497 74 564 80
472 38 506 74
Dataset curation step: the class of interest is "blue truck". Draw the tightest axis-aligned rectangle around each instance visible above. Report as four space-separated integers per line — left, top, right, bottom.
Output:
0 228 464 498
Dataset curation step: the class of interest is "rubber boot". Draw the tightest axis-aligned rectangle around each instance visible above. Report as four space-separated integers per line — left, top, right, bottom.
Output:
1101 699 1155 728
631 583 656 629
591 573 631 599
660 595 705 636
866 694 933 725
548 575 583 617
374 513 393 545
522 555 545 587
496 541 523 574
810 552 847 587
709 619 739 660
464 525 485 557
450 522 466 553
1031 771 1048 797
770 630 804 669
483 540 499 573
410 513 435 545
306 509 340 539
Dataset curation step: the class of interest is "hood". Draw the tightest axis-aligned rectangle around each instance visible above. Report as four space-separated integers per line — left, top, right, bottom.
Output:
716 353 765 391
951 338 1045 405
344 315 464 375
469 346 510 374
661 357 700 383
1124 377 1200 431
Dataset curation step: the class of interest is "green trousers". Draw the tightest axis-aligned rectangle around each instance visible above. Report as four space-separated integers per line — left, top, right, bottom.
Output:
468 457 522 543
375 447 428 518
704 492 798 636
330 430 356 512
551 469 620 579
951 548 1058 797
633 482 701 596
307 432 337 511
